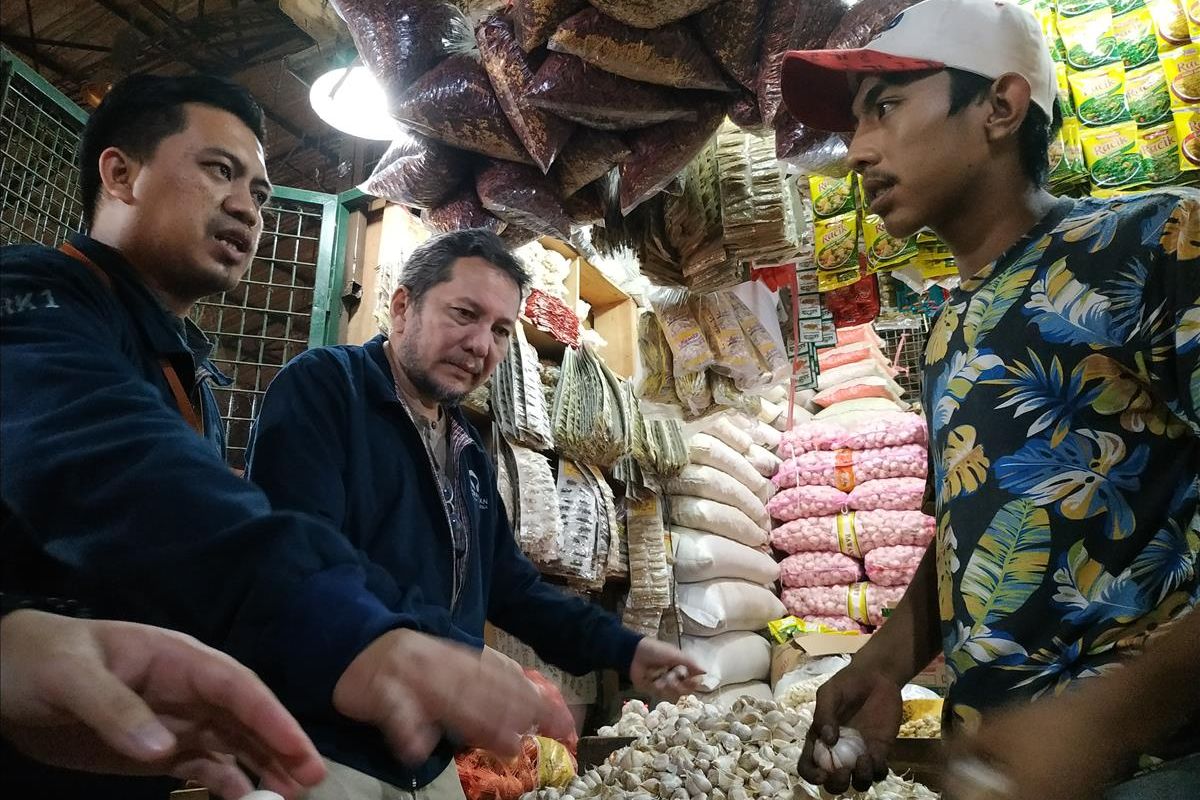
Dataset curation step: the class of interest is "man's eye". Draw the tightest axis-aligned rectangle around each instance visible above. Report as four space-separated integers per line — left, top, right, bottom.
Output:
877 100 897 117
207 162 233 180
253 191 270 206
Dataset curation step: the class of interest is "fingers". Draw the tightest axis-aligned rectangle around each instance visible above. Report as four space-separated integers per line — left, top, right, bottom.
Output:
46 653 178 763
797 736 828 786
169 751 254 800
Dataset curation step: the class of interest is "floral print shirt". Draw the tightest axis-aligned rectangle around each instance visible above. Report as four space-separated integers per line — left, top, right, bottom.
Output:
921 189 1200 728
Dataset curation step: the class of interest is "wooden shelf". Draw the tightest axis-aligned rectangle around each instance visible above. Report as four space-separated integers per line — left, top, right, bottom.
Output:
521 318 567 363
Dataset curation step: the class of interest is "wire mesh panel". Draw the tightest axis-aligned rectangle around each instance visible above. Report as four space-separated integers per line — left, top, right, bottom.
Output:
0 57 86 246
876 315 930 402
191 196 329 469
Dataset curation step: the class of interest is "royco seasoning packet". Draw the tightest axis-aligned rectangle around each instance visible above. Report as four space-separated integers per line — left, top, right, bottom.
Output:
1081 121 1148 187
813 212 860 292
1070 63 1133 126
863 214 918 273
809 174 856 219
1060 7 1121 71
1162 45 1200 108
1173 105 1200 172
1127 62 1174 124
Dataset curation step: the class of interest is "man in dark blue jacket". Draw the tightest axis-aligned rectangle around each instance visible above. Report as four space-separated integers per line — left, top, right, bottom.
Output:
245 229 704 798
1 74 546 799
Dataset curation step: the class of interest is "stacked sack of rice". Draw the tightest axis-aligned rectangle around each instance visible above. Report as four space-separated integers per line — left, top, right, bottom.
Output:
767 326 934 632
668 413 785 704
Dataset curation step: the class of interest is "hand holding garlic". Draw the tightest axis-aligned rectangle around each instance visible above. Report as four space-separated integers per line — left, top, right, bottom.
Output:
812 727 868 773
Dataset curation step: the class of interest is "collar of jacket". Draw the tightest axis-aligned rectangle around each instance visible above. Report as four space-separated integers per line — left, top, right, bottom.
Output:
68 233 232 388
362 334 484 451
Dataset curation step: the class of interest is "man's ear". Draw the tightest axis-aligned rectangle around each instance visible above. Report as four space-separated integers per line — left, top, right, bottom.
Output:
984 73 1033 143
391 285 412 335
96 147 139 207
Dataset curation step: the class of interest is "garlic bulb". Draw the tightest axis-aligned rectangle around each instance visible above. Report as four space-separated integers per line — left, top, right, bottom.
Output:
813 727 868 772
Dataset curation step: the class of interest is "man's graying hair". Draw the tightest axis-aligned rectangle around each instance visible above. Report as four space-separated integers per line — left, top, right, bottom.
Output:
400 229 530 306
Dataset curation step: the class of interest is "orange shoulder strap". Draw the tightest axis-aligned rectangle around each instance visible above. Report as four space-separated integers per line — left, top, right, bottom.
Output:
58 242 204 437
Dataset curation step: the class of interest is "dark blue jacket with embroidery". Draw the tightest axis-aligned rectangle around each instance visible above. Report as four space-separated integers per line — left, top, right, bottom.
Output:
244 334 642 789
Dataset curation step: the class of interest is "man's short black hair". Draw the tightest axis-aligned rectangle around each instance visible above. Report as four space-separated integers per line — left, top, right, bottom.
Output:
78 73 265 228
401 228 531 306
875 68 1063 186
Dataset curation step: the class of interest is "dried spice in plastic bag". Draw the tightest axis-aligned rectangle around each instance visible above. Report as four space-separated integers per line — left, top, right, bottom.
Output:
500 224 540 248
424 185 505 233
394 54 535 165
775 109 849 175
477 15 574 174
548 8 733 92
528 52 699 130
552 128 631 197
588 0 722 30
619 103 725 216
728 92 768 133
512 0 586 52
477 159 572 240
563 182 605 227
358 132 469 209
331 0 473 98
695 0 769 91
758 0 855 125
826 0 918 50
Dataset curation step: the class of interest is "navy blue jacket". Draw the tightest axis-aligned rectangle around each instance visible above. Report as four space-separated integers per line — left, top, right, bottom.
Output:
0 236 429 797
244 334 642 789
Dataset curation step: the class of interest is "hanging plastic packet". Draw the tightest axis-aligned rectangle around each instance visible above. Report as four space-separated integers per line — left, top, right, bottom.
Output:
1059 7 1120 72
808 174 857 220
1161 45 1200 108
1064 116 1089 175
1069 63 1133 127
1056 0 1111 19
1056 62 1076 118
649 288 716 377
1126 62 1174 124
1113 6 1160 69
814 213 861 292
1148 0 1191 53
1138 121 1184 183
1173 105 1200 171
1080 121 1148 188
674 370 713 417
1189 0 1200 39
863 215 918 273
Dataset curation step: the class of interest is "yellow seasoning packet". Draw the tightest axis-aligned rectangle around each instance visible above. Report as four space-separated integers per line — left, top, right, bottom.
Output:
1114 6 1161 69
1110 0 1148 15
1162 44 1200 106
1060 7 1121 71
1127 62 1175 124
1048 125 1074 188
1064 116 1089 174
768 616 802 644
1070 63 1133 126
1056 0 1110 19
1148 0 1190 51
1081 121 1148 187
808 173 856 219
1056 62 1076 117
1188 0 1200 40
863 214 918 272
1139 121 1184 183
813 211 859 273
1172 105 1200 170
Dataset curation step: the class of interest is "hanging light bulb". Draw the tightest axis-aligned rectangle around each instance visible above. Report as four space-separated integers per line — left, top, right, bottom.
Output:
309 64 400 141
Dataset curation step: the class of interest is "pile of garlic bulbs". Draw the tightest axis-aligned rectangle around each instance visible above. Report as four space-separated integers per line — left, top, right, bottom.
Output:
519 693 938 800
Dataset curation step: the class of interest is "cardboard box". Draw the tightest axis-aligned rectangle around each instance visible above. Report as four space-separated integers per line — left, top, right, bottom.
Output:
770 633 871 687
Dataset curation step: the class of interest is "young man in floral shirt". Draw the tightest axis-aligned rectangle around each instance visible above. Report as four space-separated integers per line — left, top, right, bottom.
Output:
781 0 1199 797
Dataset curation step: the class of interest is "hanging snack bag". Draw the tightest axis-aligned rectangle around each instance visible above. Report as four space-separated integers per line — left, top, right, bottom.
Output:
1056 62 1076 118
650 289 716 377
809 174 857 219
1114 6 1161 69
1139 121 1185 183
635 311 678 405
1059 8 1120 71
674 370 713 417
814 213 861 292
1069 63 1133 127
1148 0 1191 52
695 0 769 91
693 293 759 385
1080 121 1148 187
863 214 918 272
1162 45 1200 107
1065 116 1088 173
1173 105 1200 171
1126 62 1174 124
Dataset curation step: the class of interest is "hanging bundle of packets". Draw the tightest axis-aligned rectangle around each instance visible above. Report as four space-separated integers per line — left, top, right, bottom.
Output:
807 172 958 295
1026 0 1200 197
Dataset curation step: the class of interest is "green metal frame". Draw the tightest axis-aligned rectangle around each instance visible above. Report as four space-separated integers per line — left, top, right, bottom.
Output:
0 48 88 124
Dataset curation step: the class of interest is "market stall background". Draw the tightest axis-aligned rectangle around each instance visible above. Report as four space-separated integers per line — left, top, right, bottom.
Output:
5 0 1200 796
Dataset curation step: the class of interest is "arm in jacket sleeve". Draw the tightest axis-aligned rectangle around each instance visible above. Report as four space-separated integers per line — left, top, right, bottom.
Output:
243 348 483 649
0 257 431 714
485 479 642 676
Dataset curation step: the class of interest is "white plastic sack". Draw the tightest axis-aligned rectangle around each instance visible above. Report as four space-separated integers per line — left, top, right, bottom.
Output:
670 496 768 548
666 463 770 530
746 443 781 478
704 415 754 455
813 397 907 424
677 578 786 636
673 529 780 584
750 419 781 450
773 655 850 698
682 631 771 692
688 432 775 504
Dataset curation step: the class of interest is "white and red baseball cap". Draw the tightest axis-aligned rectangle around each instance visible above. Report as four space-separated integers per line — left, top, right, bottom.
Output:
782 0 1056 133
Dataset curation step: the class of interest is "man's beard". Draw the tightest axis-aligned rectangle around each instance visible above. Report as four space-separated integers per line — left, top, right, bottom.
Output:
398 339 467 406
